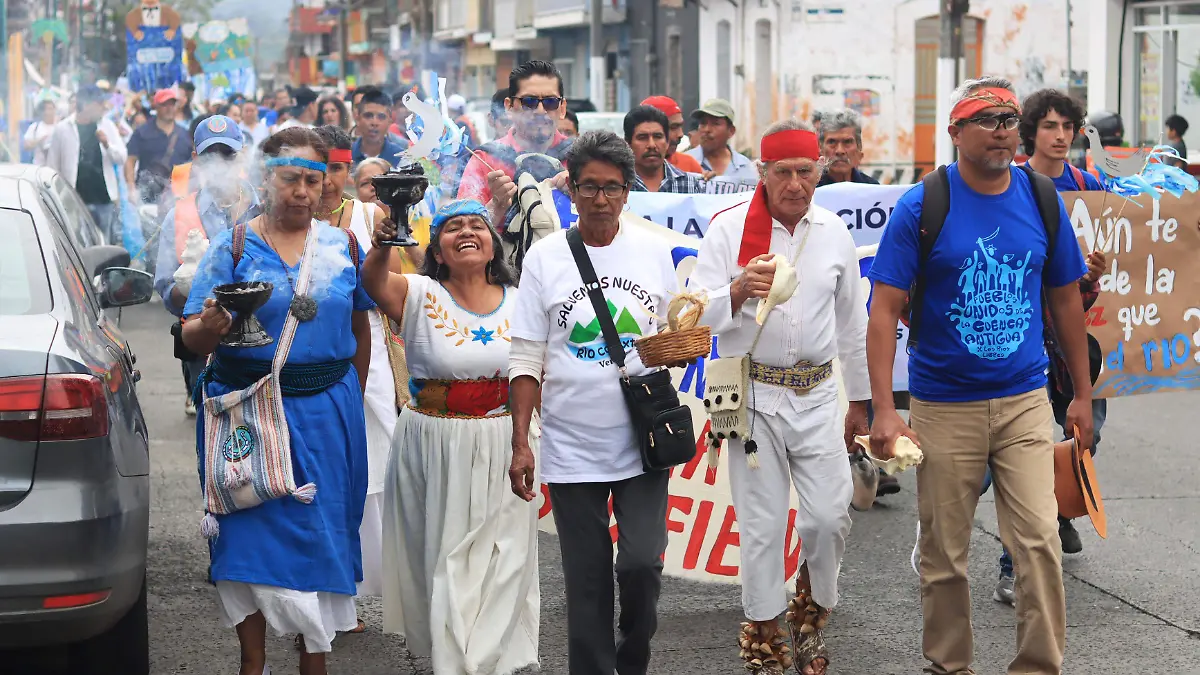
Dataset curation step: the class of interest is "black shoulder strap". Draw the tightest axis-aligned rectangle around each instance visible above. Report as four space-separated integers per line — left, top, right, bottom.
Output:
908 165 951 352
1016 163 1061 265
918 165 951 264
232 223 246 267
565 227 628 371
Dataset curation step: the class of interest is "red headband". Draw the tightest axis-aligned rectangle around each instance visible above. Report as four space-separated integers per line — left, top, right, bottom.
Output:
760 129 820 162
329 148 353 163
950 87 1021 122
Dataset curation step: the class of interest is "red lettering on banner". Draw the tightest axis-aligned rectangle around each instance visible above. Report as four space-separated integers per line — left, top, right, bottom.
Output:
538 484 553 519
784 509 803 579
666 495 693 535
678 420 718 485
663 495 694 562
706 505 740 576
683 499 714 570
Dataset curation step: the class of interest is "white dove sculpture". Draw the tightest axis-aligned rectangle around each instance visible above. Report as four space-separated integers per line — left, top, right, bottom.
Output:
401 91 445 162
1082 125 1152 177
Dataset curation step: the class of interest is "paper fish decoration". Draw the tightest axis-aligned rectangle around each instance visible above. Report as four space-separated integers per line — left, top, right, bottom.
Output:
1100 144 1199 204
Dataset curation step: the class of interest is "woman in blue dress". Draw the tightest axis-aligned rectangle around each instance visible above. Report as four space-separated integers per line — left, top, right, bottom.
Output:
183 126 374 675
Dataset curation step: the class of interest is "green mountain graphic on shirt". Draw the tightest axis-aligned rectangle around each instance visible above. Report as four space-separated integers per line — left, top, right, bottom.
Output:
568 300 643 344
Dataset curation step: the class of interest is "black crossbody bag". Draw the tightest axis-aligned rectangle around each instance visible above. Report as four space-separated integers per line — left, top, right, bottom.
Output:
565 227 696 472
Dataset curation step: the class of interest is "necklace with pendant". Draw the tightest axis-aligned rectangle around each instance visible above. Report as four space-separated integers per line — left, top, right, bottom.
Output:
261 222 318 322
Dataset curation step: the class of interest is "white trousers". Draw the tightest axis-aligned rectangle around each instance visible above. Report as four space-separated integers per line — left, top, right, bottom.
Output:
726 397 853 620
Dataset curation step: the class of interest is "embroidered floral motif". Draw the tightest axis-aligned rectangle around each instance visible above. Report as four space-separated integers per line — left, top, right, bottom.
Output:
424 291 511 346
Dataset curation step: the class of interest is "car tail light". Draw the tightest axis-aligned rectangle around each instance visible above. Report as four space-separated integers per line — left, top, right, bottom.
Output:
42 589 111 609
0 374 110 441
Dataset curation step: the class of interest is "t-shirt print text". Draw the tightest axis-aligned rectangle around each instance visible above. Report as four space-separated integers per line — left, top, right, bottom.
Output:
946 227 1034 361
558 276 658 365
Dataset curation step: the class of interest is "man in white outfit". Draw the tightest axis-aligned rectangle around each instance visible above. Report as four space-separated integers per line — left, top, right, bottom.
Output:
690 118 870 675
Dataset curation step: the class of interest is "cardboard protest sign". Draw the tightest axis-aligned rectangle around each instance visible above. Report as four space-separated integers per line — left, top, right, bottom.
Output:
1065 190 1200 397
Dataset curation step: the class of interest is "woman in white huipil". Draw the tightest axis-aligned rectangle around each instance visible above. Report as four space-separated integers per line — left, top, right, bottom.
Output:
363 199 539 675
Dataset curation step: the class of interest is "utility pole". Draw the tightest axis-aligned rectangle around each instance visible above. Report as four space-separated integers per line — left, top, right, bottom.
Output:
935 0 968 167
338 2 348 88
589 0 605 110
1065 0 1073 95
1 0 9 160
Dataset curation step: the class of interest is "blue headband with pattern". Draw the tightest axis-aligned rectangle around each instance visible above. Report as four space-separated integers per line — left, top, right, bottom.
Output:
431 199 491 233
265 157 327 173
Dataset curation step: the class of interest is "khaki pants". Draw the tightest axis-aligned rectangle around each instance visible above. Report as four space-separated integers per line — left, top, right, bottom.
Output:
911 388 1066 675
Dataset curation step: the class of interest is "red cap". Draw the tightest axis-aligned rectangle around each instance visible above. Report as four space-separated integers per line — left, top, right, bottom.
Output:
153 89 178 106
642 95 682 117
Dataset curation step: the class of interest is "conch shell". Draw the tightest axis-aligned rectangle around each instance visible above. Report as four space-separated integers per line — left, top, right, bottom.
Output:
854 434 923 475
755 253 798 325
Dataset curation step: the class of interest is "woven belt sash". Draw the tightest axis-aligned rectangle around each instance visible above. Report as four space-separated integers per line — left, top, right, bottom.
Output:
749 360 833 394
208 356 352 397
408 377 511 419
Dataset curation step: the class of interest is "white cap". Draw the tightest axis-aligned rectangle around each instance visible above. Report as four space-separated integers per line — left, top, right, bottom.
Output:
447 94 466 113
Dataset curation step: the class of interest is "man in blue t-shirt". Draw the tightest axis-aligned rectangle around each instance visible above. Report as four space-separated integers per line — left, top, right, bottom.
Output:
865 77 1093 675
973 88 1110 606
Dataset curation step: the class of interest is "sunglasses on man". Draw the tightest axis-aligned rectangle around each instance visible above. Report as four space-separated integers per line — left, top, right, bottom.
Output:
510 96 564 112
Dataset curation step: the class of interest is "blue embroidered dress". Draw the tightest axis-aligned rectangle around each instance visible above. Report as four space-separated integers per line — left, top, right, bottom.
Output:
185 222 375 652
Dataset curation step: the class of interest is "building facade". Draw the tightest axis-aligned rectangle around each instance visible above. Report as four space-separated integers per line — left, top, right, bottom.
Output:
698 0 1090 181
1090 0 1200 156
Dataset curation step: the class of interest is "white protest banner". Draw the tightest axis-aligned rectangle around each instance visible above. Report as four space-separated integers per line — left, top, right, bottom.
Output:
532 212 812 583
535 192 907 583
554 182 913 390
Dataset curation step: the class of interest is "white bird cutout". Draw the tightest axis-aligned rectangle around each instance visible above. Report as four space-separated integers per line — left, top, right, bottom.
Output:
1082 125 1152 177
401 91 445 162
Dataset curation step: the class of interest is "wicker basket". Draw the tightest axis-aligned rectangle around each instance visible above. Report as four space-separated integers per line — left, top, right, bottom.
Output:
635 325 712 368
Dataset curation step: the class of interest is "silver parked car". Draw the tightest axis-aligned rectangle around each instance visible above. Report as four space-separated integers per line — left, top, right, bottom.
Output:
0 164 153 675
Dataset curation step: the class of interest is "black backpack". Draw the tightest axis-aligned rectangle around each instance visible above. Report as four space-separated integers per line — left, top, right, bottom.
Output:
905 163 1061 353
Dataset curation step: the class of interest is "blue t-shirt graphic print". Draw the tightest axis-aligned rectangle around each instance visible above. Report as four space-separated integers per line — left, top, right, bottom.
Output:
868 164 1087 403
948 228 1036 361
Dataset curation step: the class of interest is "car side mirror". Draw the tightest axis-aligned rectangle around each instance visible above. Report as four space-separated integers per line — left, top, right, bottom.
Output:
81 245 132 278
98 267 154 308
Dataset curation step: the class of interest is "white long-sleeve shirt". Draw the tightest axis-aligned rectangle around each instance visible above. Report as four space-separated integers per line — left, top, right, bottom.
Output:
690 200 870 416
45 114 127 203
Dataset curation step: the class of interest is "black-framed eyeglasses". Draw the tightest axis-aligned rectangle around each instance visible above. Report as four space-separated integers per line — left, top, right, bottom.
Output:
513 95 564 111
573 182 628 198
960 113 1020 132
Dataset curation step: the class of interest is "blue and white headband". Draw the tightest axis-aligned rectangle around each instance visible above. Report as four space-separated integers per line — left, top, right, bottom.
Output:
265 157 327 173
431 199 491 233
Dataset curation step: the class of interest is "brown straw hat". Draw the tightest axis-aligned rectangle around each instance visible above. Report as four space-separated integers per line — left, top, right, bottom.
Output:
1053 426 1107 538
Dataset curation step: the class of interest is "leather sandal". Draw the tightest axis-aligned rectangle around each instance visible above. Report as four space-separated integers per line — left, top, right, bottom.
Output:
737 620 793 674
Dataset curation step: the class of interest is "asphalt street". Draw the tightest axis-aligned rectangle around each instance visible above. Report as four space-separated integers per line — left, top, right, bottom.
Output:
12 301 1200 674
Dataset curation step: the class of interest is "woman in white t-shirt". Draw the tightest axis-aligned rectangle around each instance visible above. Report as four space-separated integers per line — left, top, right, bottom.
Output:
507 131 680 675
362 199 540 675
